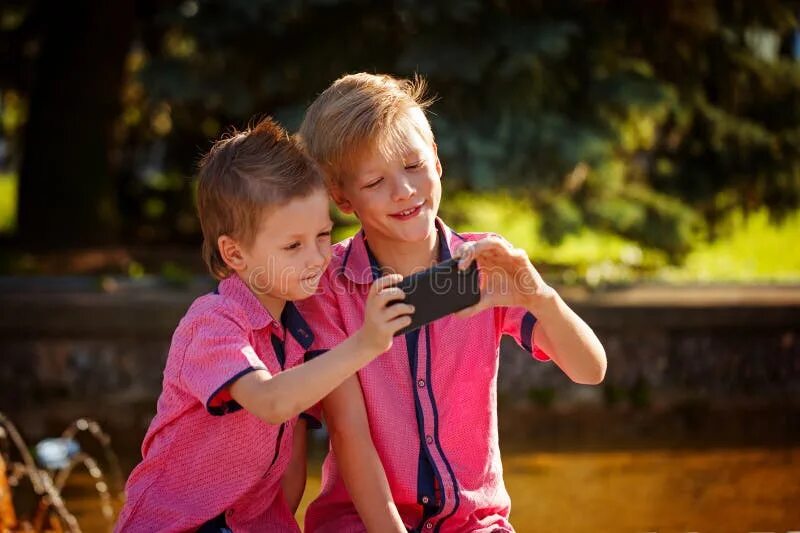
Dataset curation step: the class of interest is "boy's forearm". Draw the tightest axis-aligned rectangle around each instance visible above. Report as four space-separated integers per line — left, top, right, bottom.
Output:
280 419 308 513
231 333 378 425
526 289 607 385
331 430 406 532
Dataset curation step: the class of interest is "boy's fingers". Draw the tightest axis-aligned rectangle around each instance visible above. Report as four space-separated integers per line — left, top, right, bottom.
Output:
454 242 474 259
471 237 509 258
455 242 477 270
376 287 405 304
388 315 413 332
385 303 415 318
371 273 403 294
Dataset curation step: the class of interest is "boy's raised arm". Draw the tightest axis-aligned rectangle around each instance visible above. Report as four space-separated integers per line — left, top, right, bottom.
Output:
323 375 406 532
455 236 607 385
229 274 413 425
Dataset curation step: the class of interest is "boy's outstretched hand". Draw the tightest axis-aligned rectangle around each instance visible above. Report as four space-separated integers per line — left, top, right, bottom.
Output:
453 236 554 318
355 274 414 354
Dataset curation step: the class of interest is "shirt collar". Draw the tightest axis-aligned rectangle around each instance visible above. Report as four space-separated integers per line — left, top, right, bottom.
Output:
340 217 465 285
216 275 314 350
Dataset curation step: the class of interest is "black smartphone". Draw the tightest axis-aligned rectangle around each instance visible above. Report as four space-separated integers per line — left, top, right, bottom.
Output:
389 257 481 336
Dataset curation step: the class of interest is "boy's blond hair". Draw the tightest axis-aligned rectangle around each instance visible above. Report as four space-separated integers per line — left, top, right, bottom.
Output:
197 117 324 280
299 73 435 188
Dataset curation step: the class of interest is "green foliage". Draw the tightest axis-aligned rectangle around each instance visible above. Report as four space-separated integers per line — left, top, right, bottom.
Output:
0 0 798 259
0 173 16 233
440 190 800 285
663 208 800 282
141 0 799 257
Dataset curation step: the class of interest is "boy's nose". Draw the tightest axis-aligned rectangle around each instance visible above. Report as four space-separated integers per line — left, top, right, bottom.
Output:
391 174 416 201
306 243 327 269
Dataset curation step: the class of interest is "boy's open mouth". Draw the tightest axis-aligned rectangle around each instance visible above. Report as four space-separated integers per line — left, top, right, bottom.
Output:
389 202 424 220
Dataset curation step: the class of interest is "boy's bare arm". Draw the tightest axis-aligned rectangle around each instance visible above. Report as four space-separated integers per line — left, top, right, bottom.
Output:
280 418 308 513
323 375 406 533
526 288 606 384
229 275 413 425
455 237 606 385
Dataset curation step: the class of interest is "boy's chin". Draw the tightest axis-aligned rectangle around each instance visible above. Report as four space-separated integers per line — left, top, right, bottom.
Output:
383 216 435 242
291 281 321 300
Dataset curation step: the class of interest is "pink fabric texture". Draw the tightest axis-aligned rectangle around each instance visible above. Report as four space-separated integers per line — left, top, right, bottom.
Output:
299 218 549 533
116 274 313 532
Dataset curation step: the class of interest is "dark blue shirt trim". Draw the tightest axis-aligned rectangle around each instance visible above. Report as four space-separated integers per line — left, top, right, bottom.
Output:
281 302 315 350
196 512 231 533
304 349 329 362
206 366 264 416
425 326 460 532
406 329 447 529
521 311 537 353
270 333 286 370
299 412 323 430
364 236 382 281
450 228 467 242
265 421 287 477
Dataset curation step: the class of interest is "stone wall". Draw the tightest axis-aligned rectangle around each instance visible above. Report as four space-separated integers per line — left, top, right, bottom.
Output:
1 279 798 458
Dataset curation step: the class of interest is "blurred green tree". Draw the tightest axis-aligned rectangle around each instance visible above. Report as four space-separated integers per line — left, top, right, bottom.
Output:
1 0 798 258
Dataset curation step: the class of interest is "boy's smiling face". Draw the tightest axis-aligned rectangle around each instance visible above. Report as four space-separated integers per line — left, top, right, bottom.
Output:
219 188 333 304
331 107 442 246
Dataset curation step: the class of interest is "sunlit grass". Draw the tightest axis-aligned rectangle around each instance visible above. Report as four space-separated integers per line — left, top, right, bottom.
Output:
441 191 799 284
663 208 800 283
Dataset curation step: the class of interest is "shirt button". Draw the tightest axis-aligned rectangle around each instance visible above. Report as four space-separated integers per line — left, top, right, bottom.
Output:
421 496 430 504
417 379 425 388
425 522 433 529
425 435 433 444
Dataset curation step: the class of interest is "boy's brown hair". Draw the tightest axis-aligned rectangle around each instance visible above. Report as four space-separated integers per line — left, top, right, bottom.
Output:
299 72 435 189
197 117 325 280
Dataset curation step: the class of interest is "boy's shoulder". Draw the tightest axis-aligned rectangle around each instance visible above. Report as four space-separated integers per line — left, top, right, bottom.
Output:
176 284 253 339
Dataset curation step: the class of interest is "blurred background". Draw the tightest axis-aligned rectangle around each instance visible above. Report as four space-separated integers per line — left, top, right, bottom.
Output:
0 0 798 531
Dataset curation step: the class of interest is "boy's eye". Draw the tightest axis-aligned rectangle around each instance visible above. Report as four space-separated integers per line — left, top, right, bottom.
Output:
318 231 331 238
363 177 384 189
283 242 301 251
405 160 424 170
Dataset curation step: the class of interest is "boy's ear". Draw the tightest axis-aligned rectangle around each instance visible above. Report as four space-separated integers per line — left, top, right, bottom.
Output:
433 141 442 178
218 235 247 272
329 184 355 214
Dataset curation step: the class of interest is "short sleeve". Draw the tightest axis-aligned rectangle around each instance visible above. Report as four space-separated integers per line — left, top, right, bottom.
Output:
295 270 350 426
180 306 271 416
498 306 550 362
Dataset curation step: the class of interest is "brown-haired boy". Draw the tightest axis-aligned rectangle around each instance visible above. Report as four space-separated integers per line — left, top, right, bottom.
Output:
115 117 414 532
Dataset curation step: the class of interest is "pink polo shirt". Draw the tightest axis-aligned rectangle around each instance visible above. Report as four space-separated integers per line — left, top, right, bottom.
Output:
116 275 316 533
298 218 549 533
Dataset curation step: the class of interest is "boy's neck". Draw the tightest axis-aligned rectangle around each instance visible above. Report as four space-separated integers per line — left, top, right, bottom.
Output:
239 273 286 325
364 225 439 277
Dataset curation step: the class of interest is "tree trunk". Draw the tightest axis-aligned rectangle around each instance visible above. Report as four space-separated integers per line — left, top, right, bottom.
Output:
17 0 136 247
